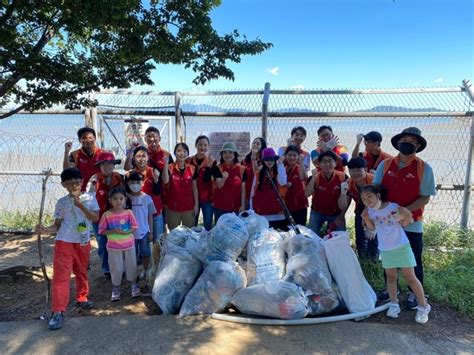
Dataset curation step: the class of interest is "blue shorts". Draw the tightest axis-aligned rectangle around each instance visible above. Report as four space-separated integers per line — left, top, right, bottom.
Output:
134 233 151 258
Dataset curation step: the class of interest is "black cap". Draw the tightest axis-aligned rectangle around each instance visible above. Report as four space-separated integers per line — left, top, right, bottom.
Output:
347 157 367 169
364 131 383 143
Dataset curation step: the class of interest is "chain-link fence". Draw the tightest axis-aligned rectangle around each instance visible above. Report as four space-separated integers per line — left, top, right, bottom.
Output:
1 81 473 230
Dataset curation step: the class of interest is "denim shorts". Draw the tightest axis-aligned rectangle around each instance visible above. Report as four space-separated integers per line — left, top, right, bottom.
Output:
134 233 151 258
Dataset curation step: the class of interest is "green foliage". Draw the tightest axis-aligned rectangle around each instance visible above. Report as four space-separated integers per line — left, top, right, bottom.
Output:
0 211 53 232
423 221 473 250
0 1 272 118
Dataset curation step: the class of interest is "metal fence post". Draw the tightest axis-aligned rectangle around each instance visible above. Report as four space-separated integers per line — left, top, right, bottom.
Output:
174 91 183 143
461 79 474 229
261 82 271 140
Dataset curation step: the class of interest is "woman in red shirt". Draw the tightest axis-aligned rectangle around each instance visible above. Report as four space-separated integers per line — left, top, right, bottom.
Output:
284 145 308 226
241 137 266 209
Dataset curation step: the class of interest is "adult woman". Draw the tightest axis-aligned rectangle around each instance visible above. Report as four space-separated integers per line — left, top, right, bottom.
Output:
242 137 266 209
284 145 308 226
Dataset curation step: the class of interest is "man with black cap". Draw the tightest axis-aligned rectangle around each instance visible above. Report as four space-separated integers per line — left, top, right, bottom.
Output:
373 127 435 310
338 156 378 261
352 131 392 173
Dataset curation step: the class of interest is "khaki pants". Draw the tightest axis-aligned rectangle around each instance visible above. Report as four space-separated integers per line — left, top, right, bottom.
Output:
108 248 137 287
166 209 195 230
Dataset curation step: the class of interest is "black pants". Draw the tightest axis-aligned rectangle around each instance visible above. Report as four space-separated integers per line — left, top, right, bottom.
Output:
290 208 307 226
406 231 424 286
269 219 290 231
355 212 379 260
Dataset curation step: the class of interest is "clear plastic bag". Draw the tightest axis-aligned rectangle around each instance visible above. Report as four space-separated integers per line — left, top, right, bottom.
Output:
232 280 309 320
238 210 269 237
283 226 342 315
179 261 247 316
247 228 286 286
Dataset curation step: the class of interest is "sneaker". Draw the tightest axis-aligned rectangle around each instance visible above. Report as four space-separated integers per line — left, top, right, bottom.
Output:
111 287 121 301
48 312 64 331
404 291 418 310
386 302 401 319
415 304 431 324
131 283 141 298
76 300 94 309
377 289 400 302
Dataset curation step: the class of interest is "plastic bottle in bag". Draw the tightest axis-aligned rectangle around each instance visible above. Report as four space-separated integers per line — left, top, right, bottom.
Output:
207 213 249 262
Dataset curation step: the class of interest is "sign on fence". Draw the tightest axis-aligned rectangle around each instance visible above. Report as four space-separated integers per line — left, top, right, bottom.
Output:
208 132 251 160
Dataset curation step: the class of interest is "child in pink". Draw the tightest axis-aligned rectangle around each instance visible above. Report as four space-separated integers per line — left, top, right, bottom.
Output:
99 187 140 301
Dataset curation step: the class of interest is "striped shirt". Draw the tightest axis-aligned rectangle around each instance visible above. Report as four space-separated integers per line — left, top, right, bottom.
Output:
98 209 138 250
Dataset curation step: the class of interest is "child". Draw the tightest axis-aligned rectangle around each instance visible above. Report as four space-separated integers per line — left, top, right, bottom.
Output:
35 168 99 331
98 187 140 301
212 142 247 223
242 137 267 209
126 171 156 274
161 143 199 230
187 135 215 231
88 151 123 278
360 185 431 324
284 145 308 226
126 146 165 241
251 148 288 230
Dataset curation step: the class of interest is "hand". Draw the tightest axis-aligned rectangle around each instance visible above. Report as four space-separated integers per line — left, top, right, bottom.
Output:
317 140 327 151
356 134 364 144
163 156 169 167
72 196 83 208
152 168 160 182
277 155 285 164
340 181 349 194
298 154 305 165
326 136 340 150
65 141 73 152
365 229 376 240
393 211 403 222
222 171 229 180
193 204 199 216
361 208 369 221
287 182 293 188
251 149 259 160
311 168 318 177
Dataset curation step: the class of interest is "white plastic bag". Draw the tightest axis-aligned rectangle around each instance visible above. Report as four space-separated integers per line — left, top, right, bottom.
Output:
151 245 202 314
207 213 249 262
283 226 342 315
247 228 286 286
238 210 269 237
323 231 376 313
232 280 309 320
179 261 247 316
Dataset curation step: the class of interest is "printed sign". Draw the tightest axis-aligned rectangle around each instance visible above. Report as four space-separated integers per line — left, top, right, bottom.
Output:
208 132 251 160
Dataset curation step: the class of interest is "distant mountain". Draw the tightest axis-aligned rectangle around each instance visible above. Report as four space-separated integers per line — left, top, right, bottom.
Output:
358 105 444 113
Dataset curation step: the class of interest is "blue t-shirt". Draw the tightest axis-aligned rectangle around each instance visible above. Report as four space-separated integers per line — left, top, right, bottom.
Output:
373 158 436 233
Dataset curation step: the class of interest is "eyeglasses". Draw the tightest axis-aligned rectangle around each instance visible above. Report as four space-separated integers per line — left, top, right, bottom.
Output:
63 180 82 186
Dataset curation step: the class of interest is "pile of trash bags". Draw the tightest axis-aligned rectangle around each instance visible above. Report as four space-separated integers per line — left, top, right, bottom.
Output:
151 211 376 319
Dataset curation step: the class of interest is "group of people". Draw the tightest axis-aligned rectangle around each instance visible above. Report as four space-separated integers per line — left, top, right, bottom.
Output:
36 123 435 330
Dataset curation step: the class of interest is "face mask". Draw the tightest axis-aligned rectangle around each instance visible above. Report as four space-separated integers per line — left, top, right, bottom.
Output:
398 142 417 155
129 183 141 193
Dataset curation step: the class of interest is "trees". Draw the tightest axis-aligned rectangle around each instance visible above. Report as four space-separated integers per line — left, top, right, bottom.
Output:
0 1 272 119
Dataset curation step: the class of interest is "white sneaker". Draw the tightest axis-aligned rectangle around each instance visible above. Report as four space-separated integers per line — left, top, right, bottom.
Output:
415 304 431 324
386 302 401 318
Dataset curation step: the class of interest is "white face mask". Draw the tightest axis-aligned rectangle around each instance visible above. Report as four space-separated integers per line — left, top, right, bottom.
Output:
129 183 142 193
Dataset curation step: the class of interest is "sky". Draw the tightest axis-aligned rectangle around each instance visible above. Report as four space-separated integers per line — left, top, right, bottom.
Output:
140 0 473 91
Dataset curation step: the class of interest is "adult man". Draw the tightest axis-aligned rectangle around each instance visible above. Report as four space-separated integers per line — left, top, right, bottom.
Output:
63 127 105 192
373 127 435 309
338 156 378 261
352 131 392 173
305 151 347 236
278 126 311 171
310 125 350 172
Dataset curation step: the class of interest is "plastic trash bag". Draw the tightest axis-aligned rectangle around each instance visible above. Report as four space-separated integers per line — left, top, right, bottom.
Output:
238 210 269 237
283 226 342 315
323 231 376 313
151 245 202 314
247 228 286 286
232 280 309 319
179 261 247 316
165 226 200 250
207 213 249 263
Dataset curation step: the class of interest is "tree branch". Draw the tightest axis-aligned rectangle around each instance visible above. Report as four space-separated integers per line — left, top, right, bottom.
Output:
0 0 19 27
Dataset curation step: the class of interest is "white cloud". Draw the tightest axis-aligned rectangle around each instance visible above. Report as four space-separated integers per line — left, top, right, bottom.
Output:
434 77 444 83
290 85 305 90
268 66 280 76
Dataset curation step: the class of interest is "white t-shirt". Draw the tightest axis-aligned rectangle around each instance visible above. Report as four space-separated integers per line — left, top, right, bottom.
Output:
367 202 410 251
54 193 99 243
128 193 157 239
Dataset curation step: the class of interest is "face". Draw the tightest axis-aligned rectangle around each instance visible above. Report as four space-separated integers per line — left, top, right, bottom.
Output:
196 139 209 155
145 131 160 150
252 139 262 151
361 191 381 209
285 150 298 165
292 130 306 146
398 135 419 154
134 150 148 169
109 193 126 209
264 160 275 168
80 132 96 151
128 180 143 192
222 150 235 163
319 129 334 143
99 162 114 176
319 156 336 174
175 146 189 162
62 179 83 197
364 140 379 151
349 167 366 181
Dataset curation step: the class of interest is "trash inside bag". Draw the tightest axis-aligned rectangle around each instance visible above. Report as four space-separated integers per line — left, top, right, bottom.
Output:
323 231 376 313
151 245 202 314
164 226 200 251
238 210 269 237
247 228 286 286
232 280 309 319
179 261 247 316
283 226 342 315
